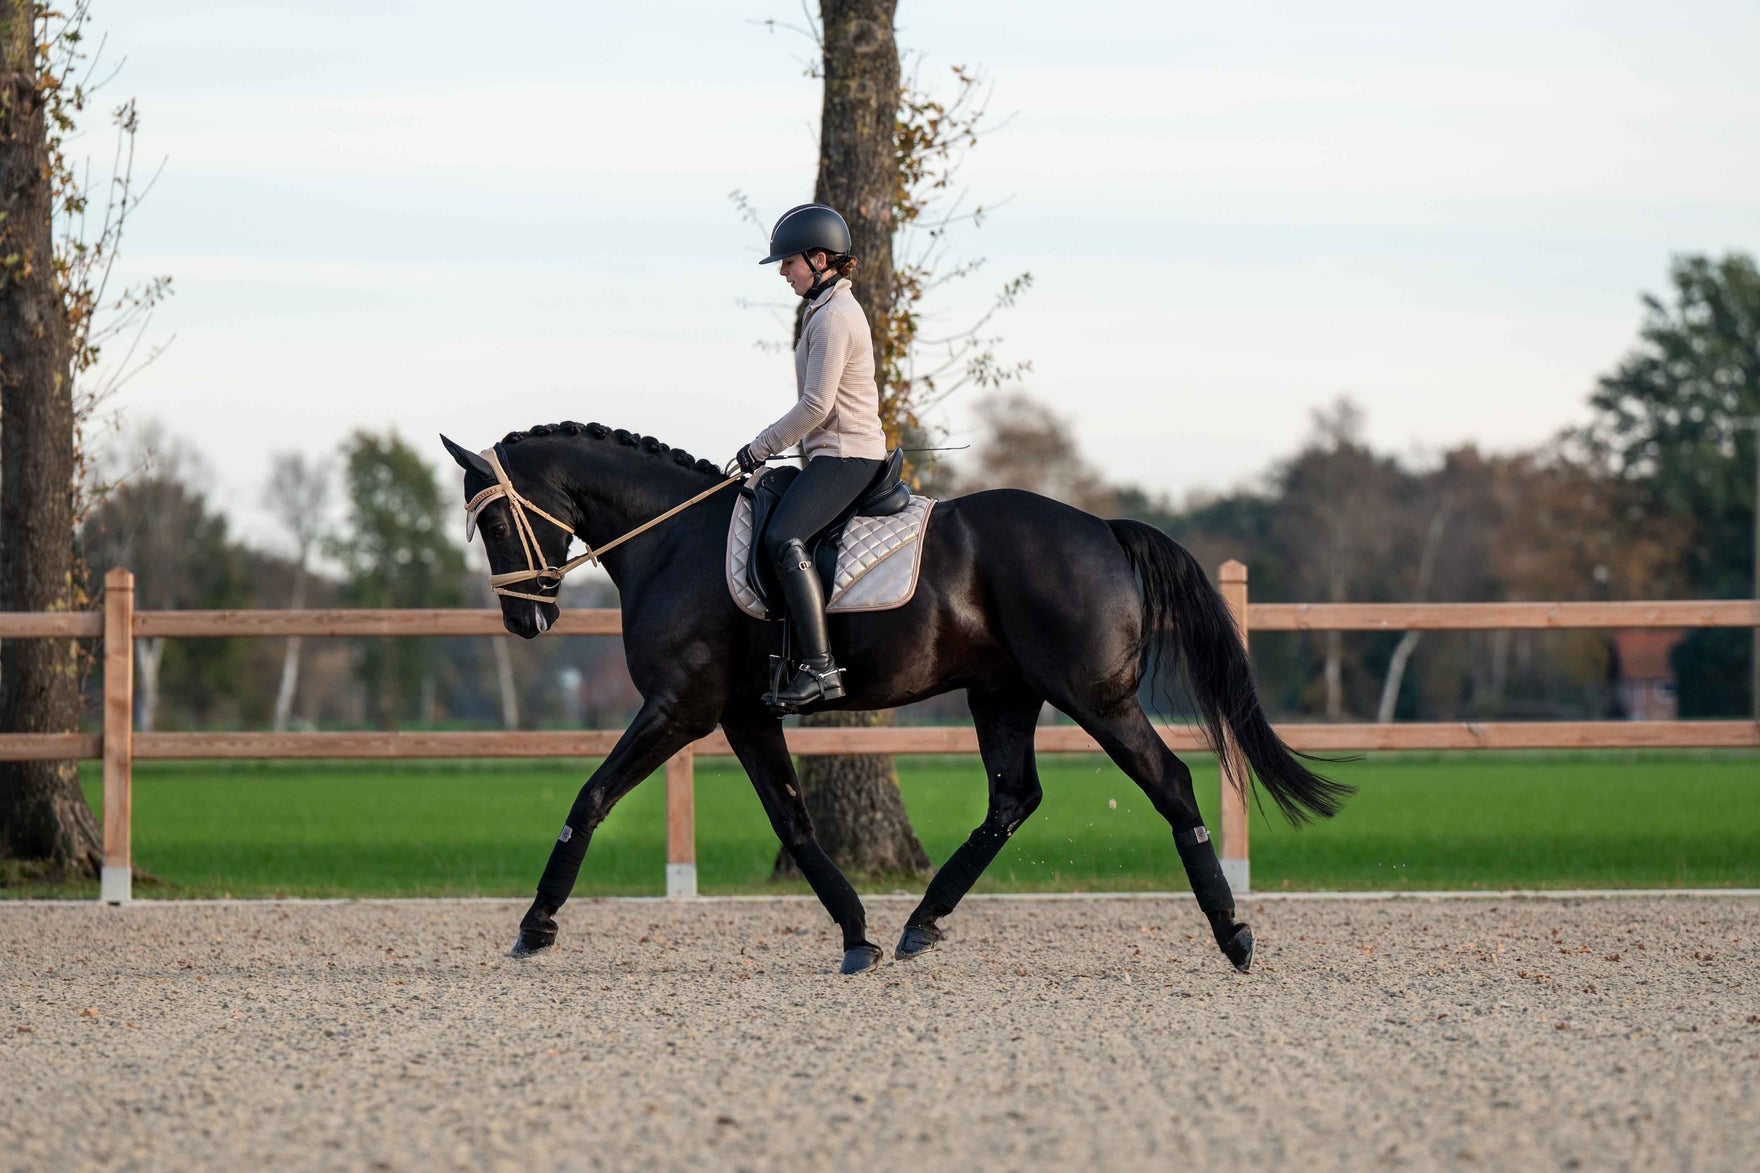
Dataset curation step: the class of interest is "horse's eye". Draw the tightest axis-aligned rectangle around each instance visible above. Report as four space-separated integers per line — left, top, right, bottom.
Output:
485 521 510 540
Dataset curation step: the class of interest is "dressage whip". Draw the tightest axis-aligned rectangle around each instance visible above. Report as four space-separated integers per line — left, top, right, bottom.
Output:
760 443 968 462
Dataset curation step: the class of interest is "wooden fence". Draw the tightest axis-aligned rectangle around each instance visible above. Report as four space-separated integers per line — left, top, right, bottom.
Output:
1 565 1755 902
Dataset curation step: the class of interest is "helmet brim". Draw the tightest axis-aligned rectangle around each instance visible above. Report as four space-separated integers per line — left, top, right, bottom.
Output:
757 251 791 265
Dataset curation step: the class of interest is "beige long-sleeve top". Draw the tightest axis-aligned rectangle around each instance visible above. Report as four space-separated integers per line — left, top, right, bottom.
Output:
746 278 889 462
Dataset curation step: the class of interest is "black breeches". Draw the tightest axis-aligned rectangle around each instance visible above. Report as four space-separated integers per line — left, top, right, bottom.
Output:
762 456 882 571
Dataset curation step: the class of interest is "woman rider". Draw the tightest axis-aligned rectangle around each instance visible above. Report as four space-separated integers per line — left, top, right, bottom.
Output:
727 203 889 710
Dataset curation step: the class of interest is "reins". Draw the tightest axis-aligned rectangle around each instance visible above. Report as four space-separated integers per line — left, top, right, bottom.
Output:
465 446 740 603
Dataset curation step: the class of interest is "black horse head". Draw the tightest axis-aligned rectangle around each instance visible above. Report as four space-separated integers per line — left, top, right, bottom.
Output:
440 423 730 640
440 433 569 639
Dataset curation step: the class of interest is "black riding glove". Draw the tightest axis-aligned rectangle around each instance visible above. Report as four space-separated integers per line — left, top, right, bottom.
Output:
732 446 762 475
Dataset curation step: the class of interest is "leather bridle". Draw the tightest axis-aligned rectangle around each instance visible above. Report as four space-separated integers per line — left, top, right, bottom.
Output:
464 446 740 604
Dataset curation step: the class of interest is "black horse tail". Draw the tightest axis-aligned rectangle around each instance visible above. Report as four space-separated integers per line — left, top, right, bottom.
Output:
1108 519 1352 824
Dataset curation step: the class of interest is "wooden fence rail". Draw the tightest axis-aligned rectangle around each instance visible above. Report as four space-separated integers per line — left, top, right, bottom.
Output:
0 565 1755 901
5 720 1753 764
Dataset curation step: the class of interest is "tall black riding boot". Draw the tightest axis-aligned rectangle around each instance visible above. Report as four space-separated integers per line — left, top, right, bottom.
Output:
767 538 846 712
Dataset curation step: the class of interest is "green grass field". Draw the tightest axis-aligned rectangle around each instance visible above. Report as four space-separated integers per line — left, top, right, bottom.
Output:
5 750 1752 899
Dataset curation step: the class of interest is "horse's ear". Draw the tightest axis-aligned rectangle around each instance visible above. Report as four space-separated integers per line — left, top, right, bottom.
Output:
440 434 495 480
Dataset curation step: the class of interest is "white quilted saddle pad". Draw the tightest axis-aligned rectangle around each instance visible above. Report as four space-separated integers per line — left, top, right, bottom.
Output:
726 487 936 619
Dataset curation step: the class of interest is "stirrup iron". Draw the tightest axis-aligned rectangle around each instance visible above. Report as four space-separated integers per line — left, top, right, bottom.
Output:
764 657 846 714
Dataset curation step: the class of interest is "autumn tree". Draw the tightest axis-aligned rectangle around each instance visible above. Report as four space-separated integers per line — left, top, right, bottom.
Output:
263 453 333 732
81 432 245 731
0 0 92 877
1 2 168 880
780 0 929 877
330 431 465 727
1583 252 1760 715
951 392 1116 514
1270 398 1409 720
741 4 1034 876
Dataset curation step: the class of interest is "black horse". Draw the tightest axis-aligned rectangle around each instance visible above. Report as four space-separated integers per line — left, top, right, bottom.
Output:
442 422 1348 975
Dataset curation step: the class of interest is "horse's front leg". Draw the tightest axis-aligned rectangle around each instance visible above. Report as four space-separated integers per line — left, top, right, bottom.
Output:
722 716 883 975
511 697 711 956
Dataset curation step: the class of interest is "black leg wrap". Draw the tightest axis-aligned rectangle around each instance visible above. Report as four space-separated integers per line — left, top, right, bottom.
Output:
1174 824 1239 944
914 823 1010 923
510 823 591 956
788 839 869 951
536 822 593 910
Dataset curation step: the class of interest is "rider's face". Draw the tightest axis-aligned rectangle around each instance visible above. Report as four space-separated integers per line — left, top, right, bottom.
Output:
778 252 823 296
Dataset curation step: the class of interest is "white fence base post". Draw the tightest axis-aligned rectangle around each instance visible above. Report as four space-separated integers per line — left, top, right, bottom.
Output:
665 863 697 899
1221 857 1250 897
100 866 132 905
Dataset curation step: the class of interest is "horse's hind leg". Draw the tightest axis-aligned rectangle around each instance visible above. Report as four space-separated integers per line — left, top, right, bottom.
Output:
1054 693 1253 972
896 683 1044 961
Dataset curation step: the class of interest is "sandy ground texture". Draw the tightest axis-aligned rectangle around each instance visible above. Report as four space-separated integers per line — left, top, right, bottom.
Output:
2 895 1758 1171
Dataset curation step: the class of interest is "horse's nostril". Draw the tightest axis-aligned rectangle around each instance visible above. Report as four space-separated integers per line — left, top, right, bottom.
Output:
533 603 550 634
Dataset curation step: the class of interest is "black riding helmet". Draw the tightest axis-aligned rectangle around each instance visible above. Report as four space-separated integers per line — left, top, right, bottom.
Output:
759 203 852 267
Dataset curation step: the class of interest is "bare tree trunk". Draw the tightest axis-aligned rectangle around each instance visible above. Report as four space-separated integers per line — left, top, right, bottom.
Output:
0 4 101 879
814 0 899 412
135 637 164 733
1376 501 1451 723
1375 631 1423 724
272 635 304 732
779 0 928 878
492 636 519 730
471 554 519 730
1322 560 1346 720
1489 629 1511 711
1322 630 1344 722
271 563 307 732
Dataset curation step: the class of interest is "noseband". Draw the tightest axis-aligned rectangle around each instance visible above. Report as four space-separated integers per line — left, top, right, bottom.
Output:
464 446 741 604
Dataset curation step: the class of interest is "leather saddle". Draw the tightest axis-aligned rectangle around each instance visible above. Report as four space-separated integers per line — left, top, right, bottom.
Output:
743 449 912 618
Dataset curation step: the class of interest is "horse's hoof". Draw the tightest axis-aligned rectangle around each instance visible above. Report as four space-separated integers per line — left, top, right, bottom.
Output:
840 943 884 975
1222 924 1254 973
895 922 943 961
508 929 556 959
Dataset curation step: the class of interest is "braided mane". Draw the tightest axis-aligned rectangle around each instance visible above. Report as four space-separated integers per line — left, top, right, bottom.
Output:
498 421 722 479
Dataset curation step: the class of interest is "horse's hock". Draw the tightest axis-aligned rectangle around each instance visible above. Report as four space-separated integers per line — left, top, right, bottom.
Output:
3 895 1755 1168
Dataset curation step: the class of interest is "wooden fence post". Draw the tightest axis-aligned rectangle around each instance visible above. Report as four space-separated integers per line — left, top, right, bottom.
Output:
665 745 696 898
101 568 135 904
1217 560 1250 895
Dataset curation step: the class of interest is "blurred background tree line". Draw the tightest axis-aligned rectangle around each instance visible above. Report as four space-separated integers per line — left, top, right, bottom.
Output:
66 248 1759 734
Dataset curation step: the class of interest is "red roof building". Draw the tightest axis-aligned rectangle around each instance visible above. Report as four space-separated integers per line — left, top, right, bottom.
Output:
1611 629 1684 721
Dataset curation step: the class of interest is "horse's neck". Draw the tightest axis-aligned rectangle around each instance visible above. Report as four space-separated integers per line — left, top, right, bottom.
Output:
554 451 724 585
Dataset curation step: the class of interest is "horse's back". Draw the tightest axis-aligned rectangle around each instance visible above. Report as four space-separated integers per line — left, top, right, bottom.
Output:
927 488 1137 588
908 488 1144 682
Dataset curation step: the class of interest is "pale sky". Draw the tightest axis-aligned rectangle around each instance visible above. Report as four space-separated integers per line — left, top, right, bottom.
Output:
92 0 1760 544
